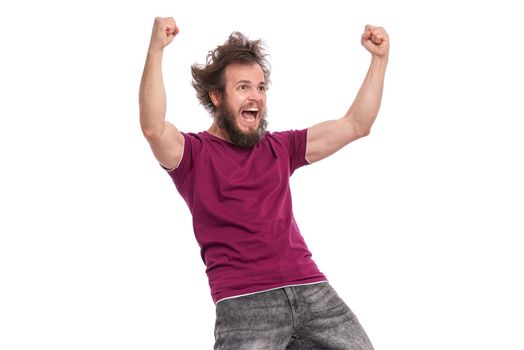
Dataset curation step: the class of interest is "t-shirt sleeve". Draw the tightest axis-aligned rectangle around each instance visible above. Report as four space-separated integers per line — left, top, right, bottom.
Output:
164 132 195 188
287 128 310 174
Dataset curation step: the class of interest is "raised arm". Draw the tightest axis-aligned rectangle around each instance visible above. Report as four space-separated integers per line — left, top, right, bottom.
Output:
306 25 389 163
139 17 184 170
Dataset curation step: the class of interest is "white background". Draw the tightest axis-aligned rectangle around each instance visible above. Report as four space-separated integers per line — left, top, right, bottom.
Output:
1 0 523 349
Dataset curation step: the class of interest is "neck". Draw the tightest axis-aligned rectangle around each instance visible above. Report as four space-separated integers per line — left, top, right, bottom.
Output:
207 121 231 142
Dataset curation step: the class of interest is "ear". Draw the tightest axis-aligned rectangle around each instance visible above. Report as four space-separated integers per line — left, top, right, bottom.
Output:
209 90 221 107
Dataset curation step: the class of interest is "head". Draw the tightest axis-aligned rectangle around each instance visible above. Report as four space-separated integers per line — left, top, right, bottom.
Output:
191 32 271 147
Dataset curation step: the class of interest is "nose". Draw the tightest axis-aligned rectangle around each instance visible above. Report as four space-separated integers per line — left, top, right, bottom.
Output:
248 87 263 101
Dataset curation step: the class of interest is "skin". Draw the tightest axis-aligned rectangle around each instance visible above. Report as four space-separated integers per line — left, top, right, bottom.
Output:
208 63 267 143
306 24 389 163
139 18 389 168
139 17 183 170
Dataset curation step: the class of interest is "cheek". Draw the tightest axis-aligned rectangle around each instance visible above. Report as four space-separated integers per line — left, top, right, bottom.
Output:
226 96 242 112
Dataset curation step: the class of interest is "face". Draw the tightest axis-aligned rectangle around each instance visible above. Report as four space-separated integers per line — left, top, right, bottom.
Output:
214 63 268 147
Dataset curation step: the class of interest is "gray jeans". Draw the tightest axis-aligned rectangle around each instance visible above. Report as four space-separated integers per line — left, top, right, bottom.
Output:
214 282 374 350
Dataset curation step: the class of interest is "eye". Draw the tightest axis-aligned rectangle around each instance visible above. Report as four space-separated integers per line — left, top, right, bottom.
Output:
258 85 267 93
239 84 248 91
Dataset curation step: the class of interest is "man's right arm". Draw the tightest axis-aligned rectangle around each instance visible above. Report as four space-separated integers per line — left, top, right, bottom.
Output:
139 17 184 170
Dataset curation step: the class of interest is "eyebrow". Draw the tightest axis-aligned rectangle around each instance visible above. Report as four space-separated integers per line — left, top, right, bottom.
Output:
236 80 266 86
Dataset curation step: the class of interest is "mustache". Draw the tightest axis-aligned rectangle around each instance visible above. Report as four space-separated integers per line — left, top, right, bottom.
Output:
217 104 268 148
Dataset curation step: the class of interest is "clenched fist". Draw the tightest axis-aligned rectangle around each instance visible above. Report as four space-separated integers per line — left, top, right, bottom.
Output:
361 25 389 59
149 17 180 52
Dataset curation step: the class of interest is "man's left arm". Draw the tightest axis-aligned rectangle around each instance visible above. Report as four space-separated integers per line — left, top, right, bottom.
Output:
306 25 389 163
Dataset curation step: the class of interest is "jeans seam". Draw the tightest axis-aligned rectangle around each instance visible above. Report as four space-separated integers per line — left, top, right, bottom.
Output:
283 287 297 333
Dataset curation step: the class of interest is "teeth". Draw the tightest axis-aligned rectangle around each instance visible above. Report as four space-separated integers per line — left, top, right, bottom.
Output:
245 107 259 112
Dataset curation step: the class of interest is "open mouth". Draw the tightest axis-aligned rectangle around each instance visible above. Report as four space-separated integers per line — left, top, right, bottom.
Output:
241 106 259 123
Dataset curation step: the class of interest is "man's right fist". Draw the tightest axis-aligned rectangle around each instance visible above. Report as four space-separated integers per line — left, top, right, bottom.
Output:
149 17 179 51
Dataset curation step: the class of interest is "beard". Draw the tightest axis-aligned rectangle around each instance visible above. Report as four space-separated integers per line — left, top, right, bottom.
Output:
216 101 268 148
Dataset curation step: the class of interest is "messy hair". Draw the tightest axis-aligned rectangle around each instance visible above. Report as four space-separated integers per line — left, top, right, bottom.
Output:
191 32 271 114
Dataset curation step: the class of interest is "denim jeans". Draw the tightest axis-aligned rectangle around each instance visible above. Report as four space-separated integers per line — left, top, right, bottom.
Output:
214 282 374 350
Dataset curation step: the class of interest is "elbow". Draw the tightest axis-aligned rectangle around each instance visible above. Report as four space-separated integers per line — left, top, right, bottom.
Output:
354 125 371 139
140 117 164 141
141 128 154 140
346 116 372 140
358 127 371 138
141 124 163 141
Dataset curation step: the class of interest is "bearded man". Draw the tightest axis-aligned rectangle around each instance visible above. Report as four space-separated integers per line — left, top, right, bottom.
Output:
139 16 389 350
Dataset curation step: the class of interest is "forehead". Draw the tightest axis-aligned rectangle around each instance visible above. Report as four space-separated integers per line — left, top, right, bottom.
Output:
224 63 265 85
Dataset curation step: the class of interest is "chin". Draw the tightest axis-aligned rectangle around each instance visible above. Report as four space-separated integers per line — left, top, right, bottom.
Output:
238 124 259 133
218 106 268 148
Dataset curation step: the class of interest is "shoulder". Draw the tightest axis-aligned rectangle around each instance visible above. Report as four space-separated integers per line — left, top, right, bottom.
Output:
181 131 220 149
264 129 308 147
267 129 308 138
164 131 209 174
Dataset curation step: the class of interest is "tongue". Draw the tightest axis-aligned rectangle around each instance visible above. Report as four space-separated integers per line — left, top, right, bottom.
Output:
242 111 256 120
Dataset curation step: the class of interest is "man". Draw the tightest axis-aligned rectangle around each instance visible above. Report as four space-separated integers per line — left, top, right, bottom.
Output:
139 16 388 350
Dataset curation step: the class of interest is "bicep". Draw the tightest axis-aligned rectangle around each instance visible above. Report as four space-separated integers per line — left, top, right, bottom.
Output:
306 118 361 163
145 121 185 170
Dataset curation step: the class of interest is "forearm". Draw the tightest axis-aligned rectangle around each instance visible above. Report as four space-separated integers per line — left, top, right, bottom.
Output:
344 56 388 135
139 48 167 138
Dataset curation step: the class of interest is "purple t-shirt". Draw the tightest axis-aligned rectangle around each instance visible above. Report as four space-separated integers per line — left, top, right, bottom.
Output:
166 129 326 303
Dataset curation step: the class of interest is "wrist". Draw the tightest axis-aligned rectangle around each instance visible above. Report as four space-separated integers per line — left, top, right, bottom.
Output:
147 46 165 59
371 55 389 66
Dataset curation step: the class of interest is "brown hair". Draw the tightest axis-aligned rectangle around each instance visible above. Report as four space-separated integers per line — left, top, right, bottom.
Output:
191 32 271 114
